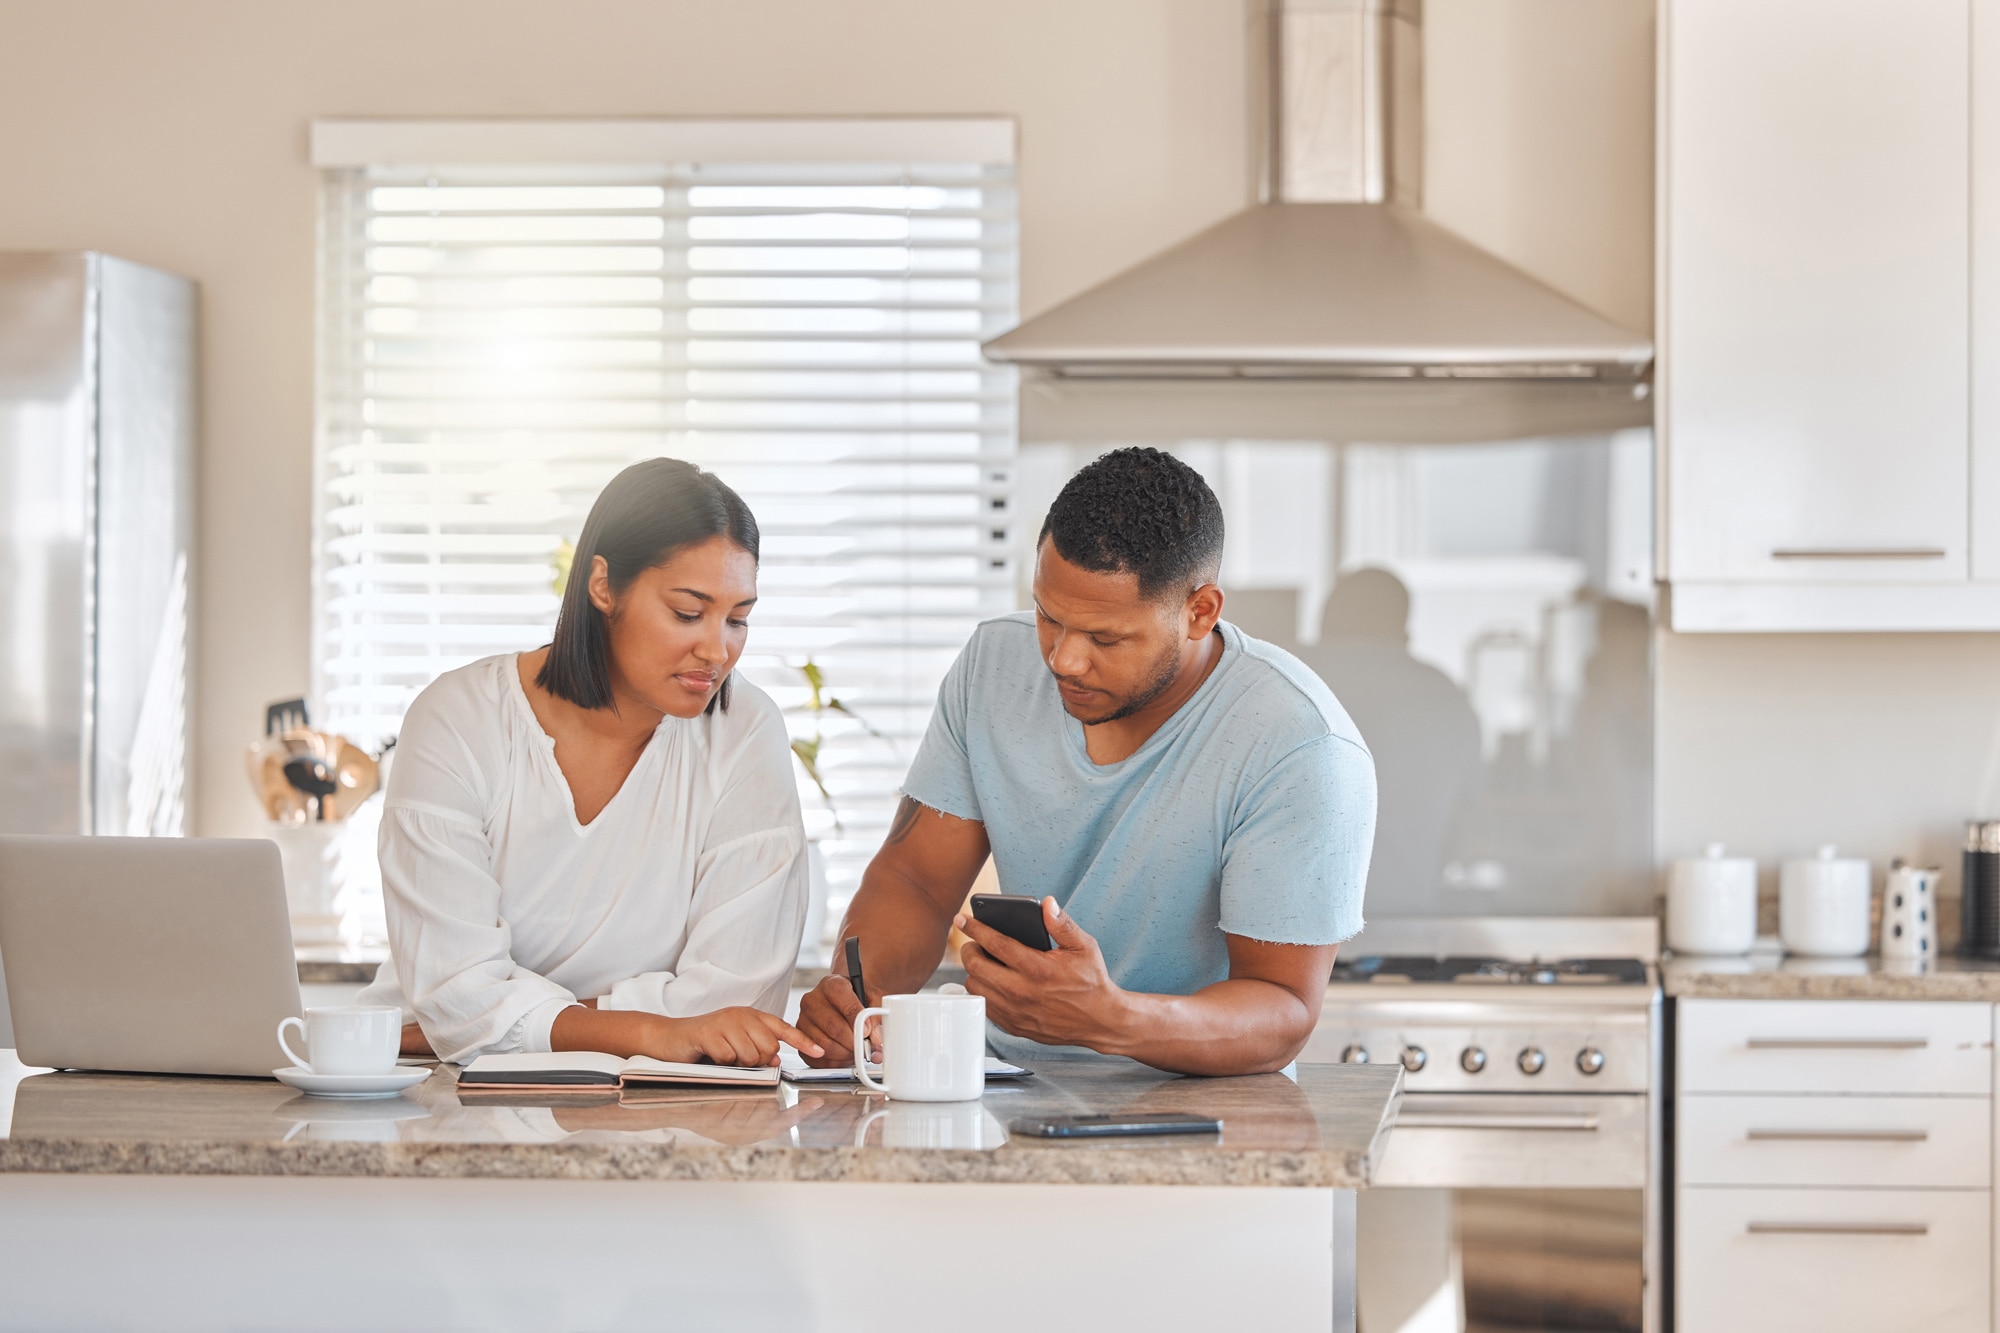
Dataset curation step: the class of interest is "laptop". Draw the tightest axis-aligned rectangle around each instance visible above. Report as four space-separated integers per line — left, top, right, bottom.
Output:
0 836 302 1077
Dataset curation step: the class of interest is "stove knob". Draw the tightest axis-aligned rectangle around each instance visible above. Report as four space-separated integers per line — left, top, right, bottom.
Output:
1577 1047 1607 1076
1340 1044 1370 1065
1517 1046 1547 1075
1401 1046 1428 1073
1460 1046 1487 1074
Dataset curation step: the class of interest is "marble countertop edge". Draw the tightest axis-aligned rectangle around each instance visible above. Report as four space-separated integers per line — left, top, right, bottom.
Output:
0 1137 1378 1188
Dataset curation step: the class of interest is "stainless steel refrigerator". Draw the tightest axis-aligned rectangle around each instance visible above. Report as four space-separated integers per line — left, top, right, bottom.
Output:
0 252 196 838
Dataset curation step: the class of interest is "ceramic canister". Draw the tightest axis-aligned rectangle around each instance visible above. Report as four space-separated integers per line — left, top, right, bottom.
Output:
1779 845 1872 959
1665 843 1758 955
1882 862 1940 961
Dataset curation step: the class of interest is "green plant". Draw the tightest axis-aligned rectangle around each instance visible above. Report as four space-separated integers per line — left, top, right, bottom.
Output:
789 659 894 834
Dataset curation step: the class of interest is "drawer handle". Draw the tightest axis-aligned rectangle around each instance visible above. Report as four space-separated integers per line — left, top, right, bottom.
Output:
1395 1112 1600 1132
1770 548 1948 561
1745 1129 1930 1143
1744 1038 1929 1051
1746 1222 1930 1238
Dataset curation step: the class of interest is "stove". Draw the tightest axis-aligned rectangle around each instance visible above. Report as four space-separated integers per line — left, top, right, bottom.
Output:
1309 918 1664 1332
1310 922 1659 1096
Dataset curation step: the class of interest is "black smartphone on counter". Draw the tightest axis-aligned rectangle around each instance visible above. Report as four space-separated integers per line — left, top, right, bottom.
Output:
968 893 1054 951
1012 1113 1224 1139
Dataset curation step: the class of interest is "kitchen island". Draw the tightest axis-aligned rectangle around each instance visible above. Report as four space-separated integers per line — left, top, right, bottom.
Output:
0 1053 1400 1332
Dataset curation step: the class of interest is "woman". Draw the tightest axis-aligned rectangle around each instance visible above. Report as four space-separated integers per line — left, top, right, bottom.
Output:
357 459 823 1067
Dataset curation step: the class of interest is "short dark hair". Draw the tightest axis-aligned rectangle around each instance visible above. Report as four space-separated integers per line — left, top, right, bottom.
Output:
537 458 759 713
1038 447 1225 599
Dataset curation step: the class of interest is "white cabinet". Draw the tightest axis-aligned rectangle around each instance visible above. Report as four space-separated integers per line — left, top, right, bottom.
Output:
1673 999 1993 1331
1659 0 2000 630
1677 1188 1990 1333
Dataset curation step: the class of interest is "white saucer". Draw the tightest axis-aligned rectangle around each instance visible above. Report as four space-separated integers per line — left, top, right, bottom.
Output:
273 1066 431 1099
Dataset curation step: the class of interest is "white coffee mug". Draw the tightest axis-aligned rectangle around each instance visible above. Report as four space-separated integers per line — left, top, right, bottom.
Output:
1778 845 1872 958
852 991 986 1102
1666 843 1758 955
277 1005 401 1076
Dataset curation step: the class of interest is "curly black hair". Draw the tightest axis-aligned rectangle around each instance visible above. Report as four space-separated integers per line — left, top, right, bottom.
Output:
1038 447 1224 600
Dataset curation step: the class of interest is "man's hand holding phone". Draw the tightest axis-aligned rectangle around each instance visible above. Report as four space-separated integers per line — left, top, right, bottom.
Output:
957 895 1133 1054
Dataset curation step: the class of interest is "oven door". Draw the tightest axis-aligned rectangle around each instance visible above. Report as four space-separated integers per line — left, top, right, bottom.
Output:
1361 1094 1651 1333
1374 1092 1646 1189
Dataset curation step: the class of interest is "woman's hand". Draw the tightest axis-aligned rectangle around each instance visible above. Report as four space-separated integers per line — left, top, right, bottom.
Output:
652 1007 821 1067
551 1004 822 1068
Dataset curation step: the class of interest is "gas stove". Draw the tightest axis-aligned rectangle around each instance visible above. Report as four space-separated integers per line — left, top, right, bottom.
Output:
1306 918 1660 1095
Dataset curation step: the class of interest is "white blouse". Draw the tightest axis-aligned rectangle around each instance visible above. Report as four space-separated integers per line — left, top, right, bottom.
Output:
355 654 808 1064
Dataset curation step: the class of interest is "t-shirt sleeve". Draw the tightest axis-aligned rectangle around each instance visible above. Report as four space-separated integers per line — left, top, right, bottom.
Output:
899 633 983 822
1218 734 1377 946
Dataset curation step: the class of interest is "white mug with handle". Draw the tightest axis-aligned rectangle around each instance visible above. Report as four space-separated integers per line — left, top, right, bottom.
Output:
852 990 986 1102
277 1005 402 1076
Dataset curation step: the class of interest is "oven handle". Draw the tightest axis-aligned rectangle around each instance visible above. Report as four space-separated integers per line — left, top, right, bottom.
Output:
1395 1111 1601 1132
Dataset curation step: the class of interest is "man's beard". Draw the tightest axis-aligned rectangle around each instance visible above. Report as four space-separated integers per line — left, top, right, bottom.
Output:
1068 644 1182 726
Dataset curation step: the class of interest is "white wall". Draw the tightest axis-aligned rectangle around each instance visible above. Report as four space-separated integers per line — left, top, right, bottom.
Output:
9 0 1988 888
0 0 1257 835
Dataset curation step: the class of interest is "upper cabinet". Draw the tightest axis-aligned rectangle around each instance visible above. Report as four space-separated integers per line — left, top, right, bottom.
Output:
1660 0 2000 630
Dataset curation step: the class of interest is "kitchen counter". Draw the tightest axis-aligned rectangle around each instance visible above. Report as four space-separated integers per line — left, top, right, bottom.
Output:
1663 952 2000 1000
0 1053 1397 1332
0 1055 1401 1188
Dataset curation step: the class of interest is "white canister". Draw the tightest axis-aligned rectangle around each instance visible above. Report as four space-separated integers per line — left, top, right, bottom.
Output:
1779 845 1872 958
1666 843 1758 955
1881 862 1940 961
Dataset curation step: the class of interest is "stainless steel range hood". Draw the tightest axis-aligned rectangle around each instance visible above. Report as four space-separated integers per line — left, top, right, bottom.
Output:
983 0 1654 387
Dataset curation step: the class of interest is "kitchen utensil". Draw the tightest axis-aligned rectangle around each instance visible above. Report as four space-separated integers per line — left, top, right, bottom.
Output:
283 754 339 821
1881 862 1939 960
1778 845 1872 958
264 698 309 737
1666 843 1757 955
1963 821 2000 958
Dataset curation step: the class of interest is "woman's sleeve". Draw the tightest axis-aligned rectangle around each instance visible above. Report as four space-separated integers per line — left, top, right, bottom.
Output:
599 691 808 1019
377 686 578 1063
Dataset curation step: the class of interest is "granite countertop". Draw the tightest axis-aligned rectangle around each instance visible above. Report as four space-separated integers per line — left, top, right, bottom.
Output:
1663 952 2000 1001
0 1056 1402 1188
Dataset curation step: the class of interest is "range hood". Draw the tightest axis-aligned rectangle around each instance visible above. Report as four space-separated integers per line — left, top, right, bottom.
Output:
983 0 1654 386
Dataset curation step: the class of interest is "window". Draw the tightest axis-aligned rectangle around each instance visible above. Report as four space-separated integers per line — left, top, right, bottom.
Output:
313 121 1017 936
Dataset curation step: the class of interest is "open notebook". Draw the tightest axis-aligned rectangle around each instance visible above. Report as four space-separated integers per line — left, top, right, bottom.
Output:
458 1051 780 1092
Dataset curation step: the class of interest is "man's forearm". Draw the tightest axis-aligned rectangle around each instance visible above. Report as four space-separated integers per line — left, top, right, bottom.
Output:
836 869 957 999
1091 979 1318 1077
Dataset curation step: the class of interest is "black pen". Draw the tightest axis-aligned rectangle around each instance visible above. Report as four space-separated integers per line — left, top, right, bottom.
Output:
844 935 868 1007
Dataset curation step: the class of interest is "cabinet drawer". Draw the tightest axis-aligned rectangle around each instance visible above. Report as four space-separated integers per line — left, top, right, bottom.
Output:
1678 1094 1991 1188
1678 999 1993 1094
1677 1187 1989 1333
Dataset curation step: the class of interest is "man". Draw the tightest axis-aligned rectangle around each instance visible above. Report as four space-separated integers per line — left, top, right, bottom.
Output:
796 448 1376 1076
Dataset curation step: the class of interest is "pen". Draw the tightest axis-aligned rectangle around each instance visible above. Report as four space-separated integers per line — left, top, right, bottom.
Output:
844 935 868 1007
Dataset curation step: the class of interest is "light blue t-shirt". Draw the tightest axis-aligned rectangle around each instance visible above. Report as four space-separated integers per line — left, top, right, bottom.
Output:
903 613 1377 1064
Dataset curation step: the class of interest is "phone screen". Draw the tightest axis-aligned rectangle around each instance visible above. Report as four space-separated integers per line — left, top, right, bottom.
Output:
968 893 1054 951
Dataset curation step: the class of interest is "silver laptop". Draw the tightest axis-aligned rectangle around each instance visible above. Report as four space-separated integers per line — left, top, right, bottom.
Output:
0 836 302 1077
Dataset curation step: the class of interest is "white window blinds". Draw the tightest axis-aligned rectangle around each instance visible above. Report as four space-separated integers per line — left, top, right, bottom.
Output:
314 122 1017 920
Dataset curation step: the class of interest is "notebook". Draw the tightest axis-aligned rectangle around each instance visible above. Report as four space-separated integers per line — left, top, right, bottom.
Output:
779 1055 1032 1084
457 1051 781 1092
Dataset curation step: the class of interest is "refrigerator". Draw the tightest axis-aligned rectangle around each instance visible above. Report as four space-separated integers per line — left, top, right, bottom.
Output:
0 252 196 837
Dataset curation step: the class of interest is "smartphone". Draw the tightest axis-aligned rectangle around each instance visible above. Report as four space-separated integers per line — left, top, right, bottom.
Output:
1011 1113 1224 1139
968 893 1054 951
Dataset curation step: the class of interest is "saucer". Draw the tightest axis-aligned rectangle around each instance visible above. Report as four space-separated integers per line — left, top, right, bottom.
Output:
273 1066 431 1099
